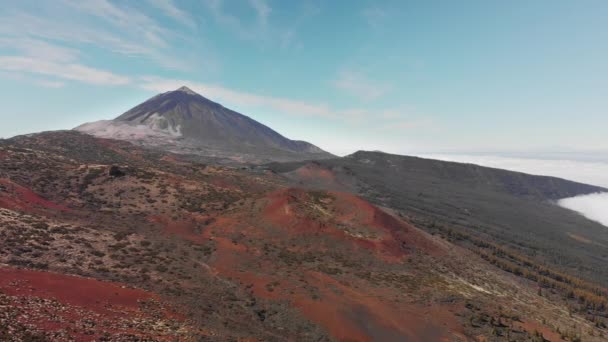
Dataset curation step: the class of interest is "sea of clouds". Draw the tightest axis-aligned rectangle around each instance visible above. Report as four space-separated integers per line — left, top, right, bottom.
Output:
417 154 608 227
557 193 608 227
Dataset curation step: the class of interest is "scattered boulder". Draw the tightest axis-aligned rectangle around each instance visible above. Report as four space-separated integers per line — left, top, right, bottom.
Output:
108 166 125 178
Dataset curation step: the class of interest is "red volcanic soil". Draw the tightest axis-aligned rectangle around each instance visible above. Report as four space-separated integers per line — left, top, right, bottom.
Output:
0 267 152 314
295 163 336 181
286 163 350 191
261 188 312 229
209 239 463 341
218 264 463 341
0 178 70 212
149 214 209 244
262 188 445 261
515 321 566 342
291 271 463 342
0 267 189 340
144 187 465 341
200 188 461 341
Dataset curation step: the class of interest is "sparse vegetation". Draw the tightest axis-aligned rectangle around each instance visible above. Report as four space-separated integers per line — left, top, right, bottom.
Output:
1 132 607 341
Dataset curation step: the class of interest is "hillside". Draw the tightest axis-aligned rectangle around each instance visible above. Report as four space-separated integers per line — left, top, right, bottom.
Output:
267 151 608 289
1 132 605 341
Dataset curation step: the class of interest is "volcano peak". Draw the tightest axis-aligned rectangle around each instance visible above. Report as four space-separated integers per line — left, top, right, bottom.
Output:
175 86 198 95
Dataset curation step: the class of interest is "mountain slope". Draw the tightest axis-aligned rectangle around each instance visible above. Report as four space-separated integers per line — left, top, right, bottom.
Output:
266 151 608 287
344 150 605 200
3 132 606 340
75 86 333 163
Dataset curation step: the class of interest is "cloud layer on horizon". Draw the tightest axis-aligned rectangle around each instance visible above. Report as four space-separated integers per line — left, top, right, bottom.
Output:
418 154 608 188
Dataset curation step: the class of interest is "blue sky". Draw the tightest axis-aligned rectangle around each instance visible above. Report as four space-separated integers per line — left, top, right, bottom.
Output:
1 0 608 156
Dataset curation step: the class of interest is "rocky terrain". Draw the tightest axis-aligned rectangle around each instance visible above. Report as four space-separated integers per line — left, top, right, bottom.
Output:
267 152 608 286
1 131 607 341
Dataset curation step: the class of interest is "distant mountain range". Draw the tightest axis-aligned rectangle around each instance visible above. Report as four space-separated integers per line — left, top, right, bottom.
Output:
75 86 334 163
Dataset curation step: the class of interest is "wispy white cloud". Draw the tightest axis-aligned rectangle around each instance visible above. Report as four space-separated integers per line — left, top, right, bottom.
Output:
140 76 336 118
279 2 319 50
63 0 171 48
146 0 196 28
0 70 66 88
332 69 391 100
558 193 608 227
203 0 271 41
0 37 80 62
0 11 152 57
34 80 66 88
248 0 271 26
0 1 202 73
0 34 130 86
0 31 131 85
202 0 306 50
139 76 411 122
0 56 130 85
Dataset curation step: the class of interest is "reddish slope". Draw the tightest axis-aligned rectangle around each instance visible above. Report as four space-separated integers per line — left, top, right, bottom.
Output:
0 267 153 314
0 178 70 212
262 188 445 261
0 267 193 341
186 188 464 341
147 187 461 340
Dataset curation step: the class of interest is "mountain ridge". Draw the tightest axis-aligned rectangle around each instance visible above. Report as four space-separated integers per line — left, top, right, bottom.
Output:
345 150 607 198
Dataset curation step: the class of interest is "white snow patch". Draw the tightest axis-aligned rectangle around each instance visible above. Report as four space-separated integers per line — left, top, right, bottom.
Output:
74 120 180 140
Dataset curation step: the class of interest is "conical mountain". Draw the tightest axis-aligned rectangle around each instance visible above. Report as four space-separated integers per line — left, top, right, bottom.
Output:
75 86 333 163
